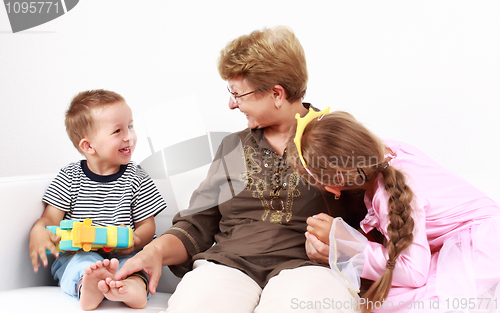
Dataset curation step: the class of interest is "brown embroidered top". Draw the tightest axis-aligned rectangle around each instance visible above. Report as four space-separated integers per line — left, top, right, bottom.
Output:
165 126 366 288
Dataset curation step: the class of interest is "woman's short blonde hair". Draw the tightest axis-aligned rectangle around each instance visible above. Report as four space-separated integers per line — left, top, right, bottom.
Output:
217 26 308 103
65 89 125 153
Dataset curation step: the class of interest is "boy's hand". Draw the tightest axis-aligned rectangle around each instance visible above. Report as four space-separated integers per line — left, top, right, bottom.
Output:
29 225 60 272
111 226 141 256
29 204 65 272
306 213 334 244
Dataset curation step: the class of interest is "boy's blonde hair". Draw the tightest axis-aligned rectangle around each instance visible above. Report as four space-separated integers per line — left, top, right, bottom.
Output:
65 89 125 152
217 26 308 103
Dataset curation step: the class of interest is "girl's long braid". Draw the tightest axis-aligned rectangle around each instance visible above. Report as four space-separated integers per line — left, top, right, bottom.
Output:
362 165 414 312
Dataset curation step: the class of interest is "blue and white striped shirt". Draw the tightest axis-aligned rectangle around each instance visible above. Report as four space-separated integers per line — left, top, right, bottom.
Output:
43 160 166 231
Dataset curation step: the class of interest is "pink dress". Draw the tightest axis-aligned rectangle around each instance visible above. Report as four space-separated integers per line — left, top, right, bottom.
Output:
330 140 500 313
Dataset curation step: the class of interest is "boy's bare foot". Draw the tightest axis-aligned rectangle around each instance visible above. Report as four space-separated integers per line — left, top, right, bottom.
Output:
98 275 148 309
80 259 119 311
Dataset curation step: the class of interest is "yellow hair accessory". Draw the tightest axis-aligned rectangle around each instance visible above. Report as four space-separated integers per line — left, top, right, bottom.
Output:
293 107 330 173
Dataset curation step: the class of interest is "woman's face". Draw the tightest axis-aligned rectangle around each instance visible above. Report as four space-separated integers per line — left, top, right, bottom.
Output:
227 77 275 129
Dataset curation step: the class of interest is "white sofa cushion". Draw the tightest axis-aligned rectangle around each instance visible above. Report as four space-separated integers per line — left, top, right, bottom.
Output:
0 287 170 312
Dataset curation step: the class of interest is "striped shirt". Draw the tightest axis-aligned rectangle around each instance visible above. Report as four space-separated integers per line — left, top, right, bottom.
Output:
43 160 166 231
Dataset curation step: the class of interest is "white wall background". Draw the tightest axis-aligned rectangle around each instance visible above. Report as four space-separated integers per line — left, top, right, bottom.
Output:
1 1 499 202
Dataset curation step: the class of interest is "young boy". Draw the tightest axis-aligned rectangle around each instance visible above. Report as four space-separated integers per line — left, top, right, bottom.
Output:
29 89 166 310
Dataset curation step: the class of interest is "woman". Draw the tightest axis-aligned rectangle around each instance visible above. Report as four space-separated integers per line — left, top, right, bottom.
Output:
114 26 366 313
288 111 500 312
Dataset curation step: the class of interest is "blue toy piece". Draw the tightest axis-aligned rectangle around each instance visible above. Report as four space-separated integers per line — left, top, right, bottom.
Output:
46 218 133 253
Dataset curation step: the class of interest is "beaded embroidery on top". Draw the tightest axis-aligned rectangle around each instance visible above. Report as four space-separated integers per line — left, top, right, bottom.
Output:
240 136 301 224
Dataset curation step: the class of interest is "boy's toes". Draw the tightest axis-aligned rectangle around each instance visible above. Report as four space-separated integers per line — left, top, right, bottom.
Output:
108 258 119 273
97 280 110 293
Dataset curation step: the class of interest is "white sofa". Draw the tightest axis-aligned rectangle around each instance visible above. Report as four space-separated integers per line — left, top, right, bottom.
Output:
0 174 182 312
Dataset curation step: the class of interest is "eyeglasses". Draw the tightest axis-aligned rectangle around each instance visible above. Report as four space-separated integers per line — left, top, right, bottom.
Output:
293 107 332 185
227 86 256 104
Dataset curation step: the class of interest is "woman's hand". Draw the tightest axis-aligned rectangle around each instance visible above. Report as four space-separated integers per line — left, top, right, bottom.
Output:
114 242 163 294
305 232 330 265
113 234 189 295
306 213 334 244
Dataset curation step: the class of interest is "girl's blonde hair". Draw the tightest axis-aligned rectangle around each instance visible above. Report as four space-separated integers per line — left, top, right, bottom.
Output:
217 25 308 103
287 111 415 312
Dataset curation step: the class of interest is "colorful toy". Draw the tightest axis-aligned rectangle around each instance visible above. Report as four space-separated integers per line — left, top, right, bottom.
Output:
46 218 133 253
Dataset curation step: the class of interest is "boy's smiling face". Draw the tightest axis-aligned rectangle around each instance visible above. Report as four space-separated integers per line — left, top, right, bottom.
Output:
83 101 137 175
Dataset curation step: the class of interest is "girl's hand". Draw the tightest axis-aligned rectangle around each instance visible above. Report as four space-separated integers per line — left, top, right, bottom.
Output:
29 225 60 272
306 213 334 244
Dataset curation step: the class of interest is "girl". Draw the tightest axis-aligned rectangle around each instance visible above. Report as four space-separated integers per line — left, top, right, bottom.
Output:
287 109 500 313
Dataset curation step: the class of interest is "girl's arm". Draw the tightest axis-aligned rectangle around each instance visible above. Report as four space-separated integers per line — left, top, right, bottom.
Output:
29 204 65 272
